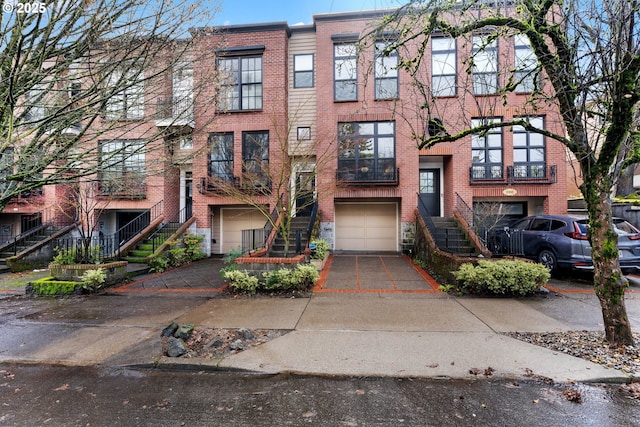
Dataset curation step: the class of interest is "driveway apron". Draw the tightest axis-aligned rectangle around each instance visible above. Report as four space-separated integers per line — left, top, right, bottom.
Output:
314 255 440 293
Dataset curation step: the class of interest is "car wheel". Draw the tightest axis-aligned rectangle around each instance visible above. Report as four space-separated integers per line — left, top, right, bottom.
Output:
537 249 557 271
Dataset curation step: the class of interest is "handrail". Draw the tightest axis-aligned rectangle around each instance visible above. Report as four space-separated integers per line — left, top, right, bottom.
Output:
114 200 163 247
305 201 319 247
455 193 474 227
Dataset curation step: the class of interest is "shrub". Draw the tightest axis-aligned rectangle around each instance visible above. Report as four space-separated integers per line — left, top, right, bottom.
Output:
220 246 243 276
454 259 550 296
183 234 205 261
27 277 81 295
52 245 101 265
148 253 169 273
81 268 106 291
261 264 319 292
310 239 329 260
223 269 259 295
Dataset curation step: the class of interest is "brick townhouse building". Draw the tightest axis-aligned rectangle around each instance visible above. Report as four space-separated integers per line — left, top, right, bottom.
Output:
2 6 568 258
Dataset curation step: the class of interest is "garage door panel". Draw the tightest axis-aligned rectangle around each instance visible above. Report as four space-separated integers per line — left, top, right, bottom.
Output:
222 208 265 253
335 203 397 252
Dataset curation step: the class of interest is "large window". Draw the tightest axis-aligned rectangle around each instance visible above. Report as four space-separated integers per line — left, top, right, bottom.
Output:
24 85 46 123
513 116 546 178
172 62 193 119
334 43 357 101
217 56 263 111
432 37 456 97
294 54 314 88
471 118 503 179
514 34 538 93
105 69 144 120
472 35 498 95
0 148 14 193
338 121 395 182
242 131 269 187
99 140 146 197
209 133 234 182
374 41 398 99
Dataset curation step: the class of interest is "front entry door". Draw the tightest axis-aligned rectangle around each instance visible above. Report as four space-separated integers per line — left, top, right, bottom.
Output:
295 171 315 216
419 169 441 216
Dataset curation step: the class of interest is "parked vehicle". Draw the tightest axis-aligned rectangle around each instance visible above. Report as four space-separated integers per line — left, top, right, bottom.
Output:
487 214 640 272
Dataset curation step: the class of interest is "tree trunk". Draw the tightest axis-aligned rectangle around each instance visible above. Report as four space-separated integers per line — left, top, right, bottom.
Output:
586 186 635 346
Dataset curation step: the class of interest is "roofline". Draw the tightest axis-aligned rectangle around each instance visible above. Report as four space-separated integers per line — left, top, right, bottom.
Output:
192 21 291 36
313 8 399 23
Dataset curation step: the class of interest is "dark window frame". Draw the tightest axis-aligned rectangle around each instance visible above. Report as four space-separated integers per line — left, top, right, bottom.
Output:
208 132 234 182
216 55 263 111
333 42 358 102
471 117 503 179
242 131 270 187
338 121 396 182
293 53 314 89
512 116 546 178
374 41 399 99
431 36 457 97
472 34 499 95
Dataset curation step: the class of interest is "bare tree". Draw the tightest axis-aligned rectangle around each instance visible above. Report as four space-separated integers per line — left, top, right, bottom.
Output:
203 103 336 256
376 0 640 346
0 0 217 212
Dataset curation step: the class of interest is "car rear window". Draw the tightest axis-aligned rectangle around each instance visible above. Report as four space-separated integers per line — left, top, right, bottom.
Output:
550 220 566 231
613 219 640 235
575 220 589 233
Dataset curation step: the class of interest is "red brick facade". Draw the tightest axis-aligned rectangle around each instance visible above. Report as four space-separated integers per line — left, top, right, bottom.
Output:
1 8 568 256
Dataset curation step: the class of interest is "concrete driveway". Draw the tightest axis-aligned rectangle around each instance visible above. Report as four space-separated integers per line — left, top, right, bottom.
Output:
314 254 440 294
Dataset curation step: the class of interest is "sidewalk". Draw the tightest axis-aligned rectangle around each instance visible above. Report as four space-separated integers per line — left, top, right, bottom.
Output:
0 256 638 383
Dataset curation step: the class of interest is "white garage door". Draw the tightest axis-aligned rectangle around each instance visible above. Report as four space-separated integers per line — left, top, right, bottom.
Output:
335 203 398 251
221 208 266 253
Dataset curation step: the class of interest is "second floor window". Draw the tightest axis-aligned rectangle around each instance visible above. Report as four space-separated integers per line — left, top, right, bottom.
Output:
242 131 269 186
334 43 357 101
217 56 263 111
432 37 456 97
99 140 146 195
513 116 546 178
24 85 46 123
338 121 395 182
514 34 538 93
209 132 234 182
106 69 144 120
472 35 498 95
471 118 503 179
294 54 314 88
375 41 398 99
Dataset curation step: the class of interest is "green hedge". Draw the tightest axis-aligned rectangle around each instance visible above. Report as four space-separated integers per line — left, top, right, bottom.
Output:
26 277 83 296
454 259 550 296
224 264 319 295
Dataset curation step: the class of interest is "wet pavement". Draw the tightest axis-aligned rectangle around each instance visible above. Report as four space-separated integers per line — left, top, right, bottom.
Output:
1 364 638 427
0 255 639 382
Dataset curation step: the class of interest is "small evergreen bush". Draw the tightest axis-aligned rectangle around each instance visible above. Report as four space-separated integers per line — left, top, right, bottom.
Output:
310 239 329 260
263 264 319 292
454 259 550 296
81 268 106 291
223 269 259 295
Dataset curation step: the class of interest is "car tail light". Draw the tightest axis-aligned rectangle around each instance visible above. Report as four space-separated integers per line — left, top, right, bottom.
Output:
629 234 640 240
565 223 588 240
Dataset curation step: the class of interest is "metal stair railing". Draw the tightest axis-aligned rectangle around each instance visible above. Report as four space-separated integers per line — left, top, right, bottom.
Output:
115 200 163 248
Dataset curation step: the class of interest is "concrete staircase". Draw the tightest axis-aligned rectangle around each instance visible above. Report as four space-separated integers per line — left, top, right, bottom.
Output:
0 225 70 273
429 217 478 256
123 222 179 264
268 216 310 257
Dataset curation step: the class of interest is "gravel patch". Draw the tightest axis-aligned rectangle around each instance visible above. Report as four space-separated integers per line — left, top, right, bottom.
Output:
505 331 640 377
